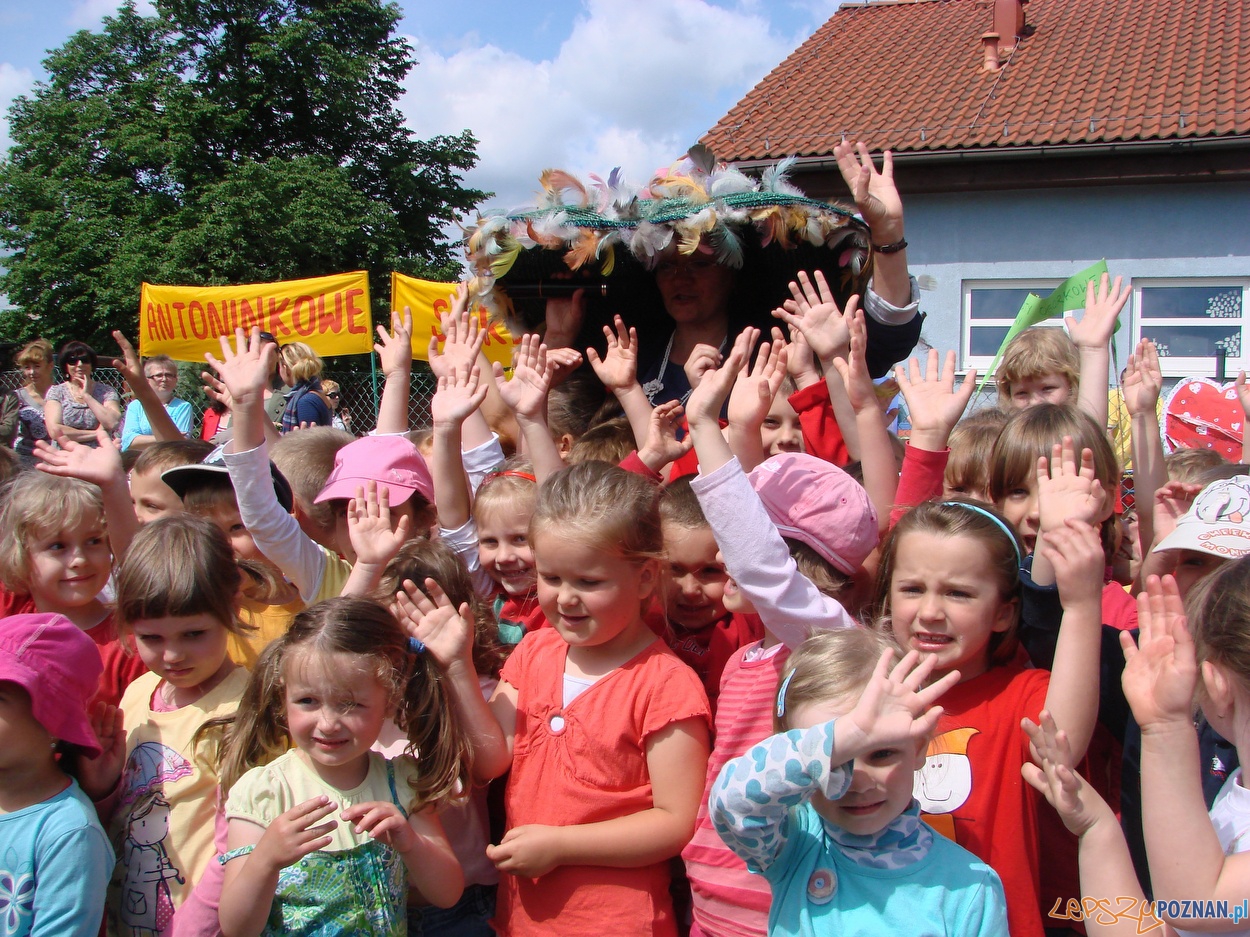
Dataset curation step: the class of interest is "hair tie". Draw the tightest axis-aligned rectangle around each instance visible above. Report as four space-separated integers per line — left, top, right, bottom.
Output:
939 501 1024 568
407 637 426 655
776 669 797 720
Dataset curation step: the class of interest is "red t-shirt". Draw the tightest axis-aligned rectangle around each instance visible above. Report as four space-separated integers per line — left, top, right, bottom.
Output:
496 627 711 937
916 662 1050 937
645 604 763 716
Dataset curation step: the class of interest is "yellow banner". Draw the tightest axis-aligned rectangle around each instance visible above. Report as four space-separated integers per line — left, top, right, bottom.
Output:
139 271 373 361
391 272 519 368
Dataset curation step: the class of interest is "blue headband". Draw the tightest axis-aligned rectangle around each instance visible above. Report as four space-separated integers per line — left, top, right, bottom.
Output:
776 669 797 720
939 501 1024 568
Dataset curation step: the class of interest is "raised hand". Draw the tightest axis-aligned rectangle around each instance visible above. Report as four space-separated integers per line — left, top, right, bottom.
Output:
346 482 411 569
203 328 277 409
1040 519 1105 609
543 288 585 349
841 649 959 756
492 333 554 421
773 270 850 366
895 349 975 450
834 141 904 244
1150 480 1203 547
375 307 415 380
638 400 693 472
778 326 820 388
1021 711 1114 837
1067 273 1130 351
393 577 475 671
34 427 123 487
1123 339 1162 416
78 701 126 799
685 328 755 429
1121 574 1198 730
1036 437 1105 532
252 797 338 871
341 801 415 852
827 301 876 413
682 343 723 392
431 361 489 429
727 336 788 430
428 284 486 381
586 316 639 394
545 346 584 388
111 331 146 390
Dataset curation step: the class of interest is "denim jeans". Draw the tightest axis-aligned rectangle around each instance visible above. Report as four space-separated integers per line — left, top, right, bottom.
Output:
407 883 497 937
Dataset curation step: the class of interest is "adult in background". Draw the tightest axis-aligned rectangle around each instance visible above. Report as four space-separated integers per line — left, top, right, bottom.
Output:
318 379 352 433
120 354 194 450
10 339 55 469
45 340 121 447
276 340 331 432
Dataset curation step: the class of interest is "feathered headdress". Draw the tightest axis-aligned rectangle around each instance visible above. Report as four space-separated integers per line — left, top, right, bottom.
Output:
462 147 872 329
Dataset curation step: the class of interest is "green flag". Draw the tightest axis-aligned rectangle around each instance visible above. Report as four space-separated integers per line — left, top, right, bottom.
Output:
976 260 1110 394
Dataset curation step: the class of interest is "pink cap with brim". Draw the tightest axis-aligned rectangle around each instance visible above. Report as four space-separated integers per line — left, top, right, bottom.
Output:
314 435 435 506
1153 475 1250 559
748 452 879 576
0 613 103 756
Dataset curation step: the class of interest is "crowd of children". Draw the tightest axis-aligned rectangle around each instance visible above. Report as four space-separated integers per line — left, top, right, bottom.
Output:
4 193 1250 937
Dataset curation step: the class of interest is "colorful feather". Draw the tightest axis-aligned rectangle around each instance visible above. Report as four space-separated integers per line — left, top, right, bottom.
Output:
563 230 600 270
540 169 589 208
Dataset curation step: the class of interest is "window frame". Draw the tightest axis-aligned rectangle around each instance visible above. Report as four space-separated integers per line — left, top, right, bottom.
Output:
1131 278 1250 379
961 278 1067 372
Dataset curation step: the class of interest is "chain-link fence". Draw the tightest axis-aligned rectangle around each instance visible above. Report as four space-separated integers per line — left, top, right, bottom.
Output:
1 363 439 440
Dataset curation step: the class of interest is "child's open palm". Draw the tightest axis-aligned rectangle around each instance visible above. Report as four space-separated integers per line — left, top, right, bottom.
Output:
1036 437 1105 533
492 334 553 420
685 328 754 428
773 270 851 366
1123 339 1163 416
1121 574 1198 730
393 578 474 671
34 428 122 488
585 315 638 393
203 328 277 408
1067 273 1129 350
1021 712 1115 838
346 482 411 568
427 284 485 381
431 361 489 429
828 303 875 414
78 702 126 800
842 649 960 757
375 307 415 380
895 348 976 447
1039 519 1105 609
727 336 787 429
638 400 692 471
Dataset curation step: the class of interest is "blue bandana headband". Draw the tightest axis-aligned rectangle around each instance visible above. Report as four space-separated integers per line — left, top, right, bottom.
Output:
776 669 797 720
939 501 1024 568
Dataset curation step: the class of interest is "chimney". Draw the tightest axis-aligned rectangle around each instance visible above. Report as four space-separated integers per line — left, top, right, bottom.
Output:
993 0 1026 54
981 32 1001 72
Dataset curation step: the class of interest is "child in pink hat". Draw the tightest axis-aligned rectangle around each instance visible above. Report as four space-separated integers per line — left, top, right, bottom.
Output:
0 612 114 936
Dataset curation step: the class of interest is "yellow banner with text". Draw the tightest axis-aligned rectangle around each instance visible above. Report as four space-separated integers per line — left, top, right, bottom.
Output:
391 272 519 368
139 271 373 361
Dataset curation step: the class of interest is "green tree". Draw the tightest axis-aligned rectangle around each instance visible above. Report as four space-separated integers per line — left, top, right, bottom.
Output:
0 0 483 351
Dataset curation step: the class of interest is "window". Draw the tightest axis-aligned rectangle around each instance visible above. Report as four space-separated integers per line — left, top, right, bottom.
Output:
962 280 1063 372
1134 280 1248 378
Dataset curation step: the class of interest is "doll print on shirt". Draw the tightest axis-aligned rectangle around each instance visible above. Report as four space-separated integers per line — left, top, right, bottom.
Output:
116 743 192 936
913 728 978 841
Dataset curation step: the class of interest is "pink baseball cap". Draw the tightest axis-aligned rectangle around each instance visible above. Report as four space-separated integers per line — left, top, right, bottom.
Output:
314 436 435 506
748 452 878 575
0 613 103 756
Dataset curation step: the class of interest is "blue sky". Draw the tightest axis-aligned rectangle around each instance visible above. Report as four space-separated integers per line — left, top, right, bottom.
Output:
0 0 844 210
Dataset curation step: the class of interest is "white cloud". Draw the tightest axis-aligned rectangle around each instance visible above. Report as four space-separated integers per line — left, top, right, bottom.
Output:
0 62 35 154
399 0 793 214
68 0 155 29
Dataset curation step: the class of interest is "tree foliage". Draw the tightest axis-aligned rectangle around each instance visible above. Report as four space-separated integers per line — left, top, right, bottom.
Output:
0 0 484 350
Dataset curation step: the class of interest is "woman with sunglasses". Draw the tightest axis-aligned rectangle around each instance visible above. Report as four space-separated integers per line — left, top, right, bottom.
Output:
318 379 352 433
44 341 122 446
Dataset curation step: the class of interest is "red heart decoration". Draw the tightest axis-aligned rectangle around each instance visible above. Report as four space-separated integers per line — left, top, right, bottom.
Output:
1163 378 1244 461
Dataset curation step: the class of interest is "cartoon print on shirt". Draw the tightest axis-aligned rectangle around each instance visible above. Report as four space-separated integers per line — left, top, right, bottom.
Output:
914 727 979 841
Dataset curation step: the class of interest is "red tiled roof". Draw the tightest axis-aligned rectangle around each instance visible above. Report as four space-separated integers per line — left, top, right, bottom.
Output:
702 0 1250 160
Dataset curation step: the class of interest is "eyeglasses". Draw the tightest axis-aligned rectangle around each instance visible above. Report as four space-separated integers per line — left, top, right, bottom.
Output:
655 257 720 278
146 372 178 381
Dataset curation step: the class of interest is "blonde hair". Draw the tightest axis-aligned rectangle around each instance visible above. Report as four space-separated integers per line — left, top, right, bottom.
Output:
279 341 323 384
270 427 354 532
0 474 106 593
565 417 636 466
15 339 54 369
945 409 1008 499
473 456 537 526
775 628 899 732
996 328 1079 406
215 596 467 806
531 461 662 561
1165 448 1228 486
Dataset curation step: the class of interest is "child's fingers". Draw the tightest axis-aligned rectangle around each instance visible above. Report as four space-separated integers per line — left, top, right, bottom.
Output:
423 578 453 608
400 579 437 614
285 796 335 822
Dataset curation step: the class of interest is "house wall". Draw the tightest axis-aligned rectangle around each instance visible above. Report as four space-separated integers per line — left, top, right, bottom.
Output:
899 180 1250 374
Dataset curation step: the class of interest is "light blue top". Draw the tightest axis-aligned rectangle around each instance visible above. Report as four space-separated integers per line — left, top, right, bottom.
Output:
120 397 194 450
711 722 1008 937
0 779 115 937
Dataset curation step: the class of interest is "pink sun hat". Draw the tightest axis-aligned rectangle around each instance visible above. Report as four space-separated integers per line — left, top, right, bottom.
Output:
0 613 103 756
314 435 435 506
748 452 878 576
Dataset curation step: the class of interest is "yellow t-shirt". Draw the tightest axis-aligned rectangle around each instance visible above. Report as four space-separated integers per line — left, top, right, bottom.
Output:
111 668 248 930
